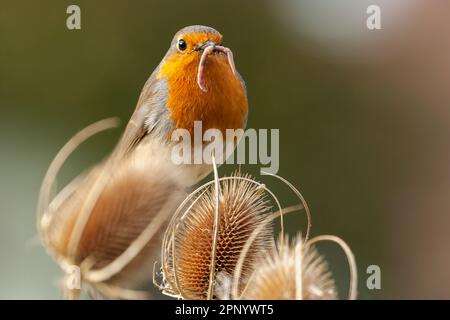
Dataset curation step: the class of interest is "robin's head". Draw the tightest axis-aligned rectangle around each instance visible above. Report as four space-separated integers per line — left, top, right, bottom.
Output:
157 25 248 133
159 25 238 92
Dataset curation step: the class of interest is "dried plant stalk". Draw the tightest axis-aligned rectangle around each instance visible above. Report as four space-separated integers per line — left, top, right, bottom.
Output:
159 173 274 299
38 120 189 299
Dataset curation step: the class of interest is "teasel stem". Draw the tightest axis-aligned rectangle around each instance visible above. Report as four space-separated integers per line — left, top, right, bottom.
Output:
206 153 221 300
94 282 151 300
294 239 303 300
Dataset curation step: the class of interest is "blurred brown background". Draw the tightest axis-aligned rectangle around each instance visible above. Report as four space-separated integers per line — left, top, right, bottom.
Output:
1 0 449 299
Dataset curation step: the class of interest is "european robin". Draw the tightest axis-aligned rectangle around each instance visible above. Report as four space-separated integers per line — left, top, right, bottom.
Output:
115 25 248 171
37 26 249 299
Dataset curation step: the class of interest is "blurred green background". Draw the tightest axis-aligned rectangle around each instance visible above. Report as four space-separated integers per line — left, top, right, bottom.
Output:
1 0 450 299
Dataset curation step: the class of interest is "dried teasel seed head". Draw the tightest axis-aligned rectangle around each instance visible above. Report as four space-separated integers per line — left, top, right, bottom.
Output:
237 234 337 300
160 173 274 299
38 125 189 299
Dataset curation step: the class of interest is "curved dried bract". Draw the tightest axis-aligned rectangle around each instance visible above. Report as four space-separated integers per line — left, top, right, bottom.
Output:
38 118 120 243
38 123 189 299
233 234 337 300
305 235 358 300
159 172 274 299
261 171 312 241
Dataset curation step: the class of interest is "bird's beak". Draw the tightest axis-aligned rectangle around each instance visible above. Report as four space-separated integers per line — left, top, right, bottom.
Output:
195 41 216 51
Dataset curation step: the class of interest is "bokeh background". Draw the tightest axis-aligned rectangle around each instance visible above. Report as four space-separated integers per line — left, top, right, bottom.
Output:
1 0 450 299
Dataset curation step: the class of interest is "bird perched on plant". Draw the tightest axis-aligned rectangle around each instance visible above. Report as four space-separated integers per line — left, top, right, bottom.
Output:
115 25 248 180
37 26 248 299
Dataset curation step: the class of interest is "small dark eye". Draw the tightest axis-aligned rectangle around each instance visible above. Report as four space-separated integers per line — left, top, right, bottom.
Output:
178 39 187 51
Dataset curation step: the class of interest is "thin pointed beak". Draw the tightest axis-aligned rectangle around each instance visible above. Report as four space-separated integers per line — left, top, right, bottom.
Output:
195 41 216 51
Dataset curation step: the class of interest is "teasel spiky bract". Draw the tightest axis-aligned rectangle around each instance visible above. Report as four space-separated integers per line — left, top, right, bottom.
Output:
158 167 278 300
37 118 190 299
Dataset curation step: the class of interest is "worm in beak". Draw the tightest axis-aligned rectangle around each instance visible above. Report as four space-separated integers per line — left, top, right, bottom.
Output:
196 44 237 92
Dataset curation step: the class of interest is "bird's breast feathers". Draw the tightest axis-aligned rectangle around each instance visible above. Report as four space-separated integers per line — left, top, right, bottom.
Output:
157 52 248 134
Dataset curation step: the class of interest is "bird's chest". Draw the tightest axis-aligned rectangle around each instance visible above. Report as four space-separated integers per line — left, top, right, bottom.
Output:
162 56 248 134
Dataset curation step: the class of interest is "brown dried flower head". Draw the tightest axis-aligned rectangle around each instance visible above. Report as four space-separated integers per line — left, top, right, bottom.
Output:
37 119 189 299
159 173 274 299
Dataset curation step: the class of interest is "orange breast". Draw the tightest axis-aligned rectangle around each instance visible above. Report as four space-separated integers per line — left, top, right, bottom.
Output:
157 52 248 134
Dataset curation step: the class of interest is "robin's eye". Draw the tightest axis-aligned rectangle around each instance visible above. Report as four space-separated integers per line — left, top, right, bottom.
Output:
178 39 187 51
